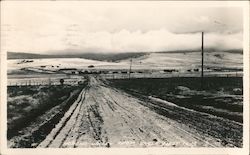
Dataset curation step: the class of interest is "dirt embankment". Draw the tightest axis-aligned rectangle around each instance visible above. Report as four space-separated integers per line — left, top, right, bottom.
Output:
8 84 85 148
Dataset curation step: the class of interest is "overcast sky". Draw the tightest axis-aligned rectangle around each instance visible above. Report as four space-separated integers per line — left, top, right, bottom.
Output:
1 1 243 54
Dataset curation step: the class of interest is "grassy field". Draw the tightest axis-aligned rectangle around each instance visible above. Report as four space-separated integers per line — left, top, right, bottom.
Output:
7 84 86 146
109 77 243 123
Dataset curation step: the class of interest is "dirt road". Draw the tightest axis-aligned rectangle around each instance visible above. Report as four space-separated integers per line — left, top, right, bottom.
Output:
38 76 236 148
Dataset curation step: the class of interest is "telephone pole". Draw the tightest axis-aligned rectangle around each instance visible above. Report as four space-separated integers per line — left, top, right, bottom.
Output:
128 58 132 79
201 32 204 89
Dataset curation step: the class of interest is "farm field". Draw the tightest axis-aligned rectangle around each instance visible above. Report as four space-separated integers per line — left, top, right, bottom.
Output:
109 77 243 123
7 51 243 75
7 51 243 86
108 77 243 147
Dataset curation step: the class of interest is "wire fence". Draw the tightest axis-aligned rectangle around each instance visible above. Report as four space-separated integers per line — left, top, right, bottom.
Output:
7 71 242 86
101 71 243 80
7 77 86 86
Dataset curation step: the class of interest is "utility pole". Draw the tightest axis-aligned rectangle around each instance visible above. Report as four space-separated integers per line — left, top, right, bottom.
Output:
201 32 204 89
128 58 132 79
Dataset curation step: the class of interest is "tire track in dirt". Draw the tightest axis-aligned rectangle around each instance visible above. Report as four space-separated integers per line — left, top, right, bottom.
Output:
38 87 87 147
58 89 89 148
97 84 219 147
58 81 109 148
101 92 160 144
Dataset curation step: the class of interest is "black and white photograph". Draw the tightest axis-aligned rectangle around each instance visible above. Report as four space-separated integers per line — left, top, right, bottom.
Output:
0 1 249 155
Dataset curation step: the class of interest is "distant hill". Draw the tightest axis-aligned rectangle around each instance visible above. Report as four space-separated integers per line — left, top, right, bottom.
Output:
7 52 50 59
7 49 242 62
156 49 243 54
7 52 147 62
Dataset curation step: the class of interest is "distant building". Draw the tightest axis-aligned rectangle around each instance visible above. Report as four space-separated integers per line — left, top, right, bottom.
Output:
59 68 78 74
88 65 95 68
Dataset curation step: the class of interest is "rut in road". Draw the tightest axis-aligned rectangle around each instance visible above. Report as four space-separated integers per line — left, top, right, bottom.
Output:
38 76 223 148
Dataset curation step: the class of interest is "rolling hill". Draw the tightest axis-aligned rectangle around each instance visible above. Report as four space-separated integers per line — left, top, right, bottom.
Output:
7 52 147 62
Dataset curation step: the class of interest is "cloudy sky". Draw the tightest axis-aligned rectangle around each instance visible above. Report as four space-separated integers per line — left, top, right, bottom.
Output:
1 1 243 54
